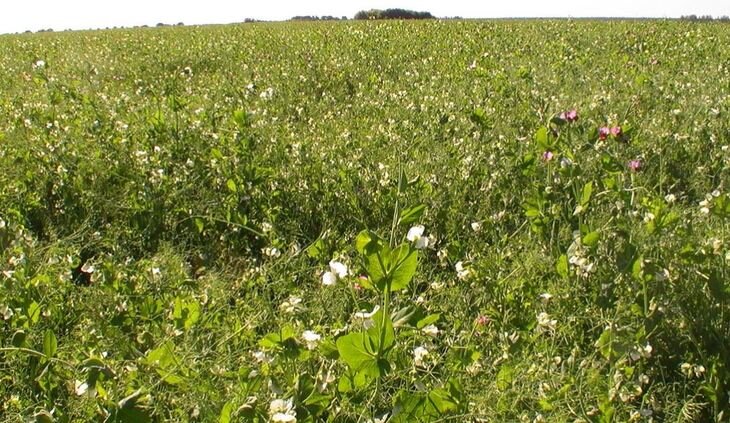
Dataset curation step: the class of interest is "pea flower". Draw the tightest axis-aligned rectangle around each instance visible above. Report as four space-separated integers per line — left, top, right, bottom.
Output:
301 330 321 350
598 127 610 140
455 261 471 280
269 398 296 422
475 315 490 326
628 159 642 172
413 345 429 367
610 126 622 137
536 312 557 332
542 151 554 161
421 324 439 337
322 260 348 286
279 296 303 314
559 109 578 122
406 225 430 249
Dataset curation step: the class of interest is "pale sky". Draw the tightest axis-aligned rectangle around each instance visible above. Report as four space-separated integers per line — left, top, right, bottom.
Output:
1 0 729 34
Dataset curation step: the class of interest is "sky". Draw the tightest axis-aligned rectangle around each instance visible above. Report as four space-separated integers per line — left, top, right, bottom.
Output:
1 0 729 34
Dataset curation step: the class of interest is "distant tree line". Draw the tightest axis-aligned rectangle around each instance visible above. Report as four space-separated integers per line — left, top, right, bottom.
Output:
354 9 435 20
680 14 730 22
289 16 348 21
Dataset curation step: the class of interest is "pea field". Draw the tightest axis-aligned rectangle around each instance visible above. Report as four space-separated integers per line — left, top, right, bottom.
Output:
1 19 730 422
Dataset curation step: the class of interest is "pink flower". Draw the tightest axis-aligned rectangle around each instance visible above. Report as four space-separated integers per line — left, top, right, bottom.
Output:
542 151 554 161
628 159 642 172
560 109 578 123
598 127 610 140
610 126 622 137
475 315 491 326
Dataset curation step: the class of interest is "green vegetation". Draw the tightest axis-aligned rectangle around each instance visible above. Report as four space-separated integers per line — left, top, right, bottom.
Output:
353 9 434 20
1 19 729 422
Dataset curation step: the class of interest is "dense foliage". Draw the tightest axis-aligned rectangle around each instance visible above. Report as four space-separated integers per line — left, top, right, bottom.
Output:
353 9 435 20
1 19 729 422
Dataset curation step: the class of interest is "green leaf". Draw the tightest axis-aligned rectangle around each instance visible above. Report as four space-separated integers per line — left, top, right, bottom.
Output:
416 313 441 329
27 301 41 325
306 238 326 260
226 179 237 193
319 339 339 360
219 401 233 423
556 254 569 279
632 255 644 281
173 298 200 330
389 245 417 291
398 204 426 226
496 365 514 390
194 217 205 234
362 240 391 290
582 231 600 248
355 230 373 255
146 341 187 385
367 309 395 353
534 126 550 149
336 332 375 371
259 326 296 349
580 181 593 207
428 387 459 414
43 330 57 358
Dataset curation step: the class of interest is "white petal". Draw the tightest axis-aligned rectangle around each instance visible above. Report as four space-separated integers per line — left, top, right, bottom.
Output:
321 271 337 286
272 412 297 422
406 225 425 242
329 261 348 278
414 236 429 249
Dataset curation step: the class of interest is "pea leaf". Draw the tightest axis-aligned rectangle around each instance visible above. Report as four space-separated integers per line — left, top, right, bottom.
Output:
43 330 57 358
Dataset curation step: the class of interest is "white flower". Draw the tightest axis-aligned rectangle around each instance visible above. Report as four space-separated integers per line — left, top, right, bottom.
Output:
270 398 296 422
455 261 471 280
536 312 557 332
413 345 429 367
34 60 45 69
260 87 274 99
74 380 89 396
81 261 95 274
414 236 430 249
321 271 337 286
406 225 430 249
354 305 380 329
301 330 321 350
0 218 5 229
366 413 390 423
263 247 281 258
261 222 273 233
279 296 302 313
664 193 676 203
560 157 573 168
421 324 439 337
253 350 273 364
470 222 482 232
329 260 348 278
322 260 348 285
407 225 424 241
538 293 553 303
0 305 13 320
